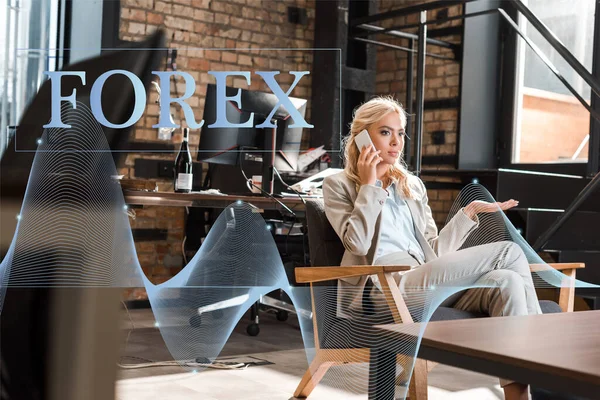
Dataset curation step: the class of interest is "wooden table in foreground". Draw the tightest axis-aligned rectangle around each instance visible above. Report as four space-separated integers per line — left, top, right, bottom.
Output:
123 190 307 213
376 310 600 399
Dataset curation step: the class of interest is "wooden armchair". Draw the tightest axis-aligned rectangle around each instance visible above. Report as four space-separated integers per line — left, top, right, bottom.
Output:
293 199 584 400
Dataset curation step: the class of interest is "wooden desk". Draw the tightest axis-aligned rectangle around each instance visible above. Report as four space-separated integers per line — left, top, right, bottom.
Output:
376 310 600 399
123 190 310 334
123 190 307 214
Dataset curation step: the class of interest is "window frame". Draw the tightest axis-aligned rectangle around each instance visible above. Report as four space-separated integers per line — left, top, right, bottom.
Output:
496 0 600 177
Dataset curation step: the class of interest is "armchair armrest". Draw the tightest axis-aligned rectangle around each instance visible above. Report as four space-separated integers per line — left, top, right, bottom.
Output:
529 263 585 272
529 263 585 312
296 265 414 324
295 265 411 283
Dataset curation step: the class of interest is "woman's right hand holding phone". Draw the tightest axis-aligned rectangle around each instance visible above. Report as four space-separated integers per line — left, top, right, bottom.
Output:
357 145 382 186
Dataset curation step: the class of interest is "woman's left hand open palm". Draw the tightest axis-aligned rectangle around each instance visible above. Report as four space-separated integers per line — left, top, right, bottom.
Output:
464 199 519 219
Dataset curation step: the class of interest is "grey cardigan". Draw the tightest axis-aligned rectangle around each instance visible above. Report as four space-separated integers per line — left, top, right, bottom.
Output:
322 171 479 318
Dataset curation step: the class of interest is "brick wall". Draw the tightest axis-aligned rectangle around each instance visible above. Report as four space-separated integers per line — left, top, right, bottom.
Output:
375 0 464 227
119 0 315 299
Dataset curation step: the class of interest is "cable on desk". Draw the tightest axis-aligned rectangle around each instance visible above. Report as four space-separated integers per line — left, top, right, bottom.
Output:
120 300 136 366
273 167 309 267
238 155 296 217
237 151 309 266
118 358 248 370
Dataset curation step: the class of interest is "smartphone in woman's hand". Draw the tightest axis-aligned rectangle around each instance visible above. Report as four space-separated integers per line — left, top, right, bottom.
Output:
355 129 375 152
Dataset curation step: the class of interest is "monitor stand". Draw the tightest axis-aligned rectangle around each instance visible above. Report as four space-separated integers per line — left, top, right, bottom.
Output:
261 123 277 195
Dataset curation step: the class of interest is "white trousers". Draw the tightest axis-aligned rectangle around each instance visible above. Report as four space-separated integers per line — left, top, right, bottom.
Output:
371 240 542 318
370 240 542 387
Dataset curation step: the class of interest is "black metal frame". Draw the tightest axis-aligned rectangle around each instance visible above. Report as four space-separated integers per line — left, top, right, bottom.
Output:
54 0 66 70
354 23 459 60
101 0 123 49
355 8 492 39
533 172 600 251
497 0 600 177
350 0 474 27
587 0 600 177
61 0 122 68
494 7 600 122
414 11 427 176
62 0 73 66
405 38 415 167
352 7 463 176
512 0 600 98
351 6 493 175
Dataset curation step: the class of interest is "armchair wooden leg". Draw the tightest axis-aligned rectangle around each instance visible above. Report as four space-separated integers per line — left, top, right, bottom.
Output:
558 268 576 312
426 360 437 372
408 358 428 400
395 358 434 395
293 357 334 398
395 354 413 386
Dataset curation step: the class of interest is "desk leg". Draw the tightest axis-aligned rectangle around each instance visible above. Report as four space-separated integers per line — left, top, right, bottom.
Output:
369 347 395 400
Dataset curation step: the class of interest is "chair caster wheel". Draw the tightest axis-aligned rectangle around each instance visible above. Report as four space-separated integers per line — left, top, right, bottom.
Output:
189 315 202 328
276 310 289 322
246 323 260 336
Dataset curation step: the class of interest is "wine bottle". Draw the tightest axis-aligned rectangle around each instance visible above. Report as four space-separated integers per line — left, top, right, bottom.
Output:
174 127 193 193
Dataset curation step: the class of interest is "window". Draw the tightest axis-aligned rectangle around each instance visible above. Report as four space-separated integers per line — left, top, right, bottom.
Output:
512 0 595 164
0 0 60 156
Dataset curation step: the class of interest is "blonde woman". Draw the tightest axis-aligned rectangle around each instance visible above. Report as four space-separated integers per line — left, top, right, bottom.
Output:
322 96 540 400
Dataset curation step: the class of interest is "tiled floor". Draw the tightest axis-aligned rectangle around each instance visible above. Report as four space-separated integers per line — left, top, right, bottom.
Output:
116 307 505 399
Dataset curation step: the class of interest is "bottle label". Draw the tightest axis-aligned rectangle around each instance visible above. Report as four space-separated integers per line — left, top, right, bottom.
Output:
176 173 193 190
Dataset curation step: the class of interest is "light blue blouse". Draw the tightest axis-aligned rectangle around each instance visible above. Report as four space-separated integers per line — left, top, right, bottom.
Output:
374 181 426 264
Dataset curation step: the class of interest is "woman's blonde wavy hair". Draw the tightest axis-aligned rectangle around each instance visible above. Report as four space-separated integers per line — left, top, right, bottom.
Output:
342 96 414 198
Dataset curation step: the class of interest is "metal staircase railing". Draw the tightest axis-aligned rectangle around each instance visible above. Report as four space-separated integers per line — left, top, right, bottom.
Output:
350 0 600 252
512 0 600 98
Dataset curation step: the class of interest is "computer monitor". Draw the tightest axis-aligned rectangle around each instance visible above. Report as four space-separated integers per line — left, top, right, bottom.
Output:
197 83 307 173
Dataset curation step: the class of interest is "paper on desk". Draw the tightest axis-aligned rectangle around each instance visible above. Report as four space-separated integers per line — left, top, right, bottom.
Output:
280 191 323 198
191 189 227 196
296 146 327 172
290 168 343 193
